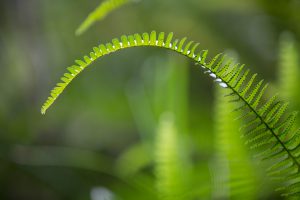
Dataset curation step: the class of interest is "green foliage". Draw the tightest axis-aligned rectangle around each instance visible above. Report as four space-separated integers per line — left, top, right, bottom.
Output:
152 57 189 133
75 0 135 36
213 86 259 199
278 32 300 109
155 113 188 200
125 56 197 199
41 30 300 198
152 59 206 199
115 143 151 177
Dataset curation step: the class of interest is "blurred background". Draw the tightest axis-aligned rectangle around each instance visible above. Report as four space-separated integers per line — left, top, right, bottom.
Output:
1 0 300 199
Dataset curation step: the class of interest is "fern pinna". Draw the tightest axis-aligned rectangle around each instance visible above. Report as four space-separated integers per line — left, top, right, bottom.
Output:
75 0 135 35
41 31 300 198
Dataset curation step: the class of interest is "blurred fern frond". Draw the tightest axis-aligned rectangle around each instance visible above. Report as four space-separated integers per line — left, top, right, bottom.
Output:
278 32 300 109
76 0 136 35
41 30 300 198
213 86 259 199
155 113 188 200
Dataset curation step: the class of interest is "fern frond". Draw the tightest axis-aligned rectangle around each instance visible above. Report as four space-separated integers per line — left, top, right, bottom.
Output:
41 30 300 197
213 86 259 199
155 113 188 200
75 0 136 35
278 32 300 112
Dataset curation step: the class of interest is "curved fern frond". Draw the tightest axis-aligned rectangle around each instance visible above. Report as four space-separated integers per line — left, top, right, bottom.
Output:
41 30 300 197
75 0 136 35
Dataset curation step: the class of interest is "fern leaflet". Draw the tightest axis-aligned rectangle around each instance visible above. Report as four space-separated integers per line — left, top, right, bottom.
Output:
75 0 136 35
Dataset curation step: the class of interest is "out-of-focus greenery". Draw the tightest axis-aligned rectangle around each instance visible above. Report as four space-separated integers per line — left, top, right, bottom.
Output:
1 0 300 199
213 86 260 200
